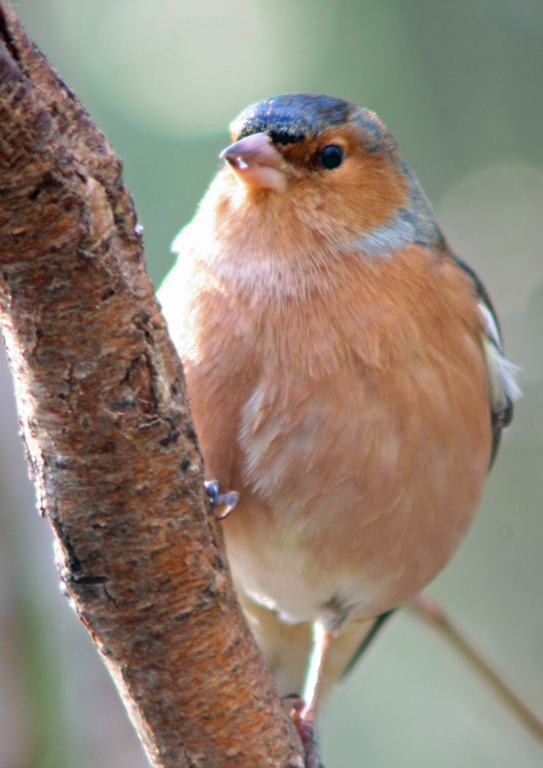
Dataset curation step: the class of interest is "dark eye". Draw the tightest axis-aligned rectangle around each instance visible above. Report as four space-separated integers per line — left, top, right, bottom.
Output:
320 144 343 170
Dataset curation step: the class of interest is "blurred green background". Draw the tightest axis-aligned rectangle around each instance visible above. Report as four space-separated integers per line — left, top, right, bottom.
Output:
0 1 542 766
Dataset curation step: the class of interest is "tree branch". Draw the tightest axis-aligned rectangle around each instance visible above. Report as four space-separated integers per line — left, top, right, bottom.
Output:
0 2 302 765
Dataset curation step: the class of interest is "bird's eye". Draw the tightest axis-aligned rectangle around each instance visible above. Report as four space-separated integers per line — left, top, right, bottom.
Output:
320 144 343 170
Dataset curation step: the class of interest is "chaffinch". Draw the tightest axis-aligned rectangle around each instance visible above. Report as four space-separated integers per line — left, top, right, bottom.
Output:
158 93 519 735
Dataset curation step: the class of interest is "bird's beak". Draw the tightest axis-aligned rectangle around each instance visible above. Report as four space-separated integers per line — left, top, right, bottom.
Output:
220 132 288 192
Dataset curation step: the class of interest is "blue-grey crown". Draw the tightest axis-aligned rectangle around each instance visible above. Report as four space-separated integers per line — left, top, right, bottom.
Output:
231 94 352 145
231 93 398 158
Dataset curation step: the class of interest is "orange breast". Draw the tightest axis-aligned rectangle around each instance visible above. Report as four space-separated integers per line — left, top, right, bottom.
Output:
183 245 492 622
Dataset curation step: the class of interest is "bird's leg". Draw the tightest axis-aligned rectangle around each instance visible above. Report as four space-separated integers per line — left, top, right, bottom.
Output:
203 480 240 519
289 614 339 768
300 617 335 725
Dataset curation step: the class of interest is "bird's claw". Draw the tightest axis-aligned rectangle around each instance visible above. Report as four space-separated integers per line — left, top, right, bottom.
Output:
287 696 324 768
204 480 240 519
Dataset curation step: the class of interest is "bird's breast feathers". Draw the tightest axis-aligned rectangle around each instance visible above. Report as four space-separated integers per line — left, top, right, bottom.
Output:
160 233 497 619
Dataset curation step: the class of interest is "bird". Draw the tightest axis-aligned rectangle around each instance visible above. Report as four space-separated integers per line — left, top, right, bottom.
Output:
158 93 519 736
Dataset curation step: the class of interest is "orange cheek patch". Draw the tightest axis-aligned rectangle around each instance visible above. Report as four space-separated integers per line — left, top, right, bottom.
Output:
331 154 410 235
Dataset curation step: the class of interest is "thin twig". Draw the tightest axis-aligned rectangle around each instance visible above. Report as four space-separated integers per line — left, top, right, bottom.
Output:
406 593 543 747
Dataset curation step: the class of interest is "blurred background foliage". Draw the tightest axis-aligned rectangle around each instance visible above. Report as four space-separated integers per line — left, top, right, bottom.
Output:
0 1 542 766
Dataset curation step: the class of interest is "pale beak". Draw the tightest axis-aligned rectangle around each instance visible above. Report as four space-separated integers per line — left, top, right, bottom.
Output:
220 132 288 192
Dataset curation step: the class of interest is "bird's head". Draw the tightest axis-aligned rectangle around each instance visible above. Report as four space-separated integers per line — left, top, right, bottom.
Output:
184 94 442 269
216 93 413 245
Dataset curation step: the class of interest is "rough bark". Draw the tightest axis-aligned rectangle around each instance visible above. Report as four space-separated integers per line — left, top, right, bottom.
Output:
0 2 303 766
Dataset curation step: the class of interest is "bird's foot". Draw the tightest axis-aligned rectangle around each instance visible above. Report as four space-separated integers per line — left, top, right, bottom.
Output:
288 695 325 768
204 480 240 519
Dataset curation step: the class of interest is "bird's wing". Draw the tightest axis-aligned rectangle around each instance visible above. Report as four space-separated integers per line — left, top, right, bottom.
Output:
449 256 520 467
